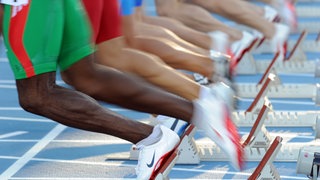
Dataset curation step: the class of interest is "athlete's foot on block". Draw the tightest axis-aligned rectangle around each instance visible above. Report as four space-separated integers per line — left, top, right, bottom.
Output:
209 80 236 112
192 88 244 170
269 23 290 58
230 31 257 71
264 5 280 23
274 0 297 31
153 125 195 180
135 125 180 180
210 51 233 81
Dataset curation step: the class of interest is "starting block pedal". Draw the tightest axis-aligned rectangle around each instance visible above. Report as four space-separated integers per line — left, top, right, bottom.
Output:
248 136 282 180
242 100 272 149
153 148 179 180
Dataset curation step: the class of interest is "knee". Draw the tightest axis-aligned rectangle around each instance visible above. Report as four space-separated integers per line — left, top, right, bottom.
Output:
18 89 47 115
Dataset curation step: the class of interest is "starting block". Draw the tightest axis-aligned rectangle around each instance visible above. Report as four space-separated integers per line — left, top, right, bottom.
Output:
242 100 273 149
238 30 320 75
236 69 320 101
248 136 282 180
233 72 320 128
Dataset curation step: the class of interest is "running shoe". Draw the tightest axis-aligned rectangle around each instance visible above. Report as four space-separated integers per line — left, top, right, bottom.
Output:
269 23 290 57
208 30 230 54
210 50 233 81
192 90 244 170
264 5 280 23
230 31 257 69
274 0 297 30
209 80 236 112
135 125 180 180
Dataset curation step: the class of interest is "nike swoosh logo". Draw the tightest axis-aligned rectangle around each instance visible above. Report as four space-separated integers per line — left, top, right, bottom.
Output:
146 151 156 168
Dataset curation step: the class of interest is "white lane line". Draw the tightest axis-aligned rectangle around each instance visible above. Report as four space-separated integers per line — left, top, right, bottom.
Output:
0 131 27 139
0 124 66 179
0 84 16 88
0 155 306 179
0 107 23 110
0 139 131 143
10 178 137 180
0 107 136 112
0 116 52 123
0 57 8 62
0 80 15 83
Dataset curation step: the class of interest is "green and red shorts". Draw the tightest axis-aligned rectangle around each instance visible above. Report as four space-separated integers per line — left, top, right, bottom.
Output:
2 0 95 79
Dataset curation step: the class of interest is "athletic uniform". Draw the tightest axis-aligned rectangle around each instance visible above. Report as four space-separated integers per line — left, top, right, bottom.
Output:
82 0 122 44
82 0 140 44
2 0 94 79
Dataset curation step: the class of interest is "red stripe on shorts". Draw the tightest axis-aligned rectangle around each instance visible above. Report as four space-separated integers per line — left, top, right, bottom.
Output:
8 1 35 77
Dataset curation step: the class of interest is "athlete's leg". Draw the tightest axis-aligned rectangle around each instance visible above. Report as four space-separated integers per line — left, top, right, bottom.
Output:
96 37 201 100
190 0 275 39
132 35 214 78
140 14 212 50
61 54 194 120
155 0 242 42
16 72 154 144
135 21 209 56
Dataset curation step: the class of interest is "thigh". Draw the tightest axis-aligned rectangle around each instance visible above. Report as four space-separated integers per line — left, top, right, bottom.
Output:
97 0 122 43
2 1 64 79
59 0 95 71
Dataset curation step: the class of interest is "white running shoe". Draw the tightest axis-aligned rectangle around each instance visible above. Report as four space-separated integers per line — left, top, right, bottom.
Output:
264 5 280 22
210 50 233 81
269 23 290 56
274 0 297 30
135 125 180 180
230 31 257 66
192 91 244 170
208 30 230 54
209 80 236 112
